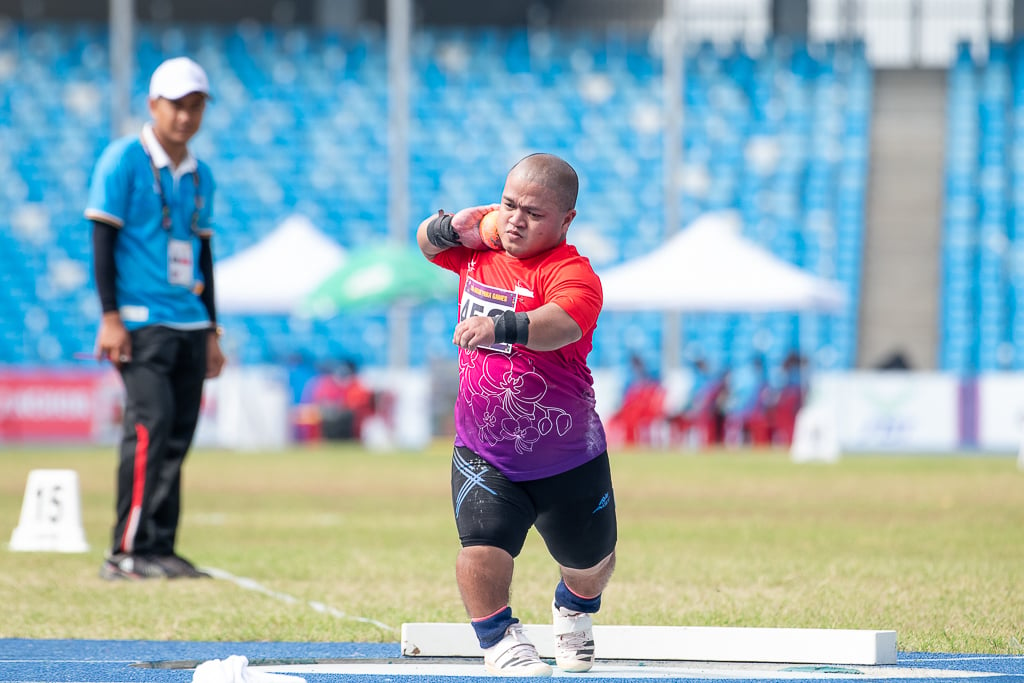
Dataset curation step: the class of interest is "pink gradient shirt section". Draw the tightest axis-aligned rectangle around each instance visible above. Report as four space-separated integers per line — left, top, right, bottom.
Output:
433 243 608 481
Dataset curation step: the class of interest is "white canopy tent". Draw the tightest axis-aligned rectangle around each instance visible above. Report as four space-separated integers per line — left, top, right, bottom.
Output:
597 211 847 413
599 212 846 313
215 215 347 315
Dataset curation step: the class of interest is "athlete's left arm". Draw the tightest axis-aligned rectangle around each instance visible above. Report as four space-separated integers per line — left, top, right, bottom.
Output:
453 301 582 352
522 302 581 351
525 255 602 352
198 237 216 326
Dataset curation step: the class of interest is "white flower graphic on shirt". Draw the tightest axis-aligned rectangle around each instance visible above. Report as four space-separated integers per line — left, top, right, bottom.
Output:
501 415 542 453
459 351 571 454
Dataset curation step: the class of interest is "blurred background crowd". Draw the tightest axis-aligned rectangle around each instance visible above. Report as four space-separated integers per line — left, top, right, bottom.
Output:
1 0 1021 451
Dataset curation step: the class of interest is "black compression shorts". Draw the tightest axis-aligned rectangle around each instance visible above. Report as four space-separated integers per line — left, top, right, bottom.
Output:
450 446 617 569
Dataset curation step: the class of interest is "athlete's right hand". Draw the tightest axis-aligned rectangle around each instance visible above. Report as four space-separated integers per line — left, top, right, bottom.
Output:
451 204 501 250
97 312 131 367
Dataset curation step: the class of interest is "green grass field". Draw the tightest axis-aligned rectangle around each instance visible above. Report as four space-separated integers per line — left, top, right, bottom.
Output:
0 442 1021 654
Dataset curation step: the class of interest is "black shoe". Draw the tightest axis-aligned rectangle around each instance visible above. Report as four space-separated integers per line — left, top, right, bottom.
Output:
154 554 212 579
99 553 168 581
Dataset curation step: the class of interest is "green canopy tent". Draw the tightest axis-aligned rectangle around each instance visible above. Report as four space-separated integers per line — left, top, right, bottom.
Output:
298 243 457 320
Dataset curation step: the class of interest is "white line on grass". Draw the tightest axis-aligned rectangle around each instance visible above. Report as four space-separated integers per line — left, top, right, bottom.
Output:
202 566 394 632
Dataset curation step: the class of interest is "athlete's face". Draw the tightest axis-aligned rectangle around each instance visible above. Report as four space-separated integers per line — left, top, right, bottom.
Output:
495 170 576 259
148 92 206 151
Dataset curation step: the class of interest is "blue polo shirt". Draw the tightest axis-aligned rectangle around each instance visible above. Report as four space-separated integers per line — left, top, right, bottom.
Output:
85 124 216 331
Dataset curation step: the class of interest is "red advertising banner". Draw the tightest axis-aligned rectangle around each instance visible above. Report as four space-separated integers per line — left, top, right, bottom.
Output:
0 369 123 442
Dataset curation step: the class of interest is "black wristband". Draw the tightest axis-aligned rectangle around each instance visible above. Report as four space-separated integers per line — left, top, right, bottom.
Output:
492 310 530 346
426 213 461 249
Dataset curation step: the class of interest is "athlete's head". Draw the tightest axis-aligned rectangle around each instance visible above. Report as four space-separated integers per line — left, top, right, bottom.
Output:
147 57 210 153
495 153 578 259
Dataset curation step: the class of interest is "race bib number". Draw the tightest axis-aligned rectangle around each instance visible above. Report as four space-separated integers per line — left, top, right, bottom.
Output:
168 238 194 288
460 277 517 354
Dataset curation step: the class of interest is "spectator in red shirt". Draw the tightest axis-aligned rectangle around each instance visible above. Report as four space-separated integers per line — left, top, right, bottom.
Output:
670 357 728 447
723 355 774 446
607 353 666 446
301 359 375 440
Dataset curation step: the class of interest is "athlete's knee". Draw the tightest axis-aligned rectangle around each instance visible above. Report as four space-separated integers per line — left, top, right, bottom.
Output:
459 544 514 564
581 550 616 574
457 545 516 583
559 551 616 601
460 534 525 559
561 550 616 582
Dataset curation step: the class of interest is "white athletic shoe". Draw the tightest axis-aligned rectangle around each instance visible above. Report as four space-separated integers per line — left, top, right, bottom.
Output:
552 601 596 672
483 622 553 677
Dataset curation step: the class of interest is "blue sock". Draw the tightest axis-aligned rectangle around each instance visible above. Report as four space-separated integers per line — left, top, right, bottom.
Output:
471 606 517 649
554 579 601 613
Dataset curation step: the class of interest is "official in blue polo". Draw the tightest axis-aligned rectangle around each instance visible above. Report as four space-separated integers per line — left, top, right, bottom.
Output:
86 56 226 580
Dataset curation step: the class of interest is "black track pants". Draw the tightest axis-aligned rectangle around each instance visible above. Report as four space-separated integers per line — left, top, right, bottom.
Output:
111 325 207 557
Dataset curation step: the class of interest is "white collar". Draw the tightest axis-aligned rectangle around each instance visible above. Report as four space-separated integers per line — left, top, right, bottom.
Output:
141 123 198 178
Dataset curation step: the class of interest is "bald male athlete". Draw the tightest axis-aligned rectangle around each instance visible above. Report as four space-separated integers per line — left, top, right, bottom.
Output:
417 153 617 677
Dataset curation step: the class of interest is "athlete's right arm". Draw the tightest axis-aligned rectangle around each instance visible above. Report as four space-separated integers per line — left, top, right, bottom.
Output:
92 220 118 315
417 211 451 260
91 220 131 365
418 205 502 260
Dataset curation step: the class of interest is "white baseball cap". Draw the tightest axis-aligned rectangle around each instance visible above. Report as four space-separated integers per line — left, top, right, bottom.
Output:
149 57 210 101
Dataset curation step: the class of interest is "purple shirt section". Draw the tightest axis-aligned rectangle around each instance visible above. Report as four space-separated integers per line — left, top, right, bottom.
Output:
451 274 607 480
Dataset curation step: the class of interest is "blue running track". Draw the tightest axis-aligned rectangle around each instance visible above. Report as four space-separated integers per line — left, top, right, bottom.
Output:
0 639 1022 682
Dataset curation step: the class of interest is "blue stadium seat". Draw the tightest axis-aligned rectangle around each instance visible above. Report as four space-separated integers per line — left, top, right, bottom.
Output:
0 23 869 376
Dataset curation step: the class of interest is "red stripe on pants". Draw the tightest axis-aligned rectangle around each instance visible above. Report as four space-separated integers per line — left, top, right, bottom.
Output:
120 423 149 553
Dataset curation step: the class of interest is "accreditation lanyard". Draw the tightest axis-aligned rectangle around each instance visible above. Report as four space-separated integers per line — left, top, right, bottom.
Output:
141 136 201 234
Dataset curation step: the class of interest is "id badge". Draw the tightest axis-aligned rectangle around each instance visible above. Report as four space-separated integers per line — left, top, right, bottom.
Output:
168 238 194 288
459 276 517 354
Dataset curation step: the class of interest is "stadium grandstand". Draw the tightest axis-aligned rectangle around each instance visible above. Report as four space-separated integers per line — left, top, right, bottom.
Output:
1 0 1021 451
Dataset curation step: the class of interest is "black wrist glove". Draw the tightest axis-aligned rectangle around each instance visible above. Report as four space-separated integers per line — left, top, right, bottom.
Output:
426 212 461 249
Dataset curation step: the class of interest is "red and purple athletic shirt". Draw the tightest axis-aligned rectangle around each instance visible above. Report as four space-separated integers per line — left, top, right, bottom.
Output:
431 241 608 482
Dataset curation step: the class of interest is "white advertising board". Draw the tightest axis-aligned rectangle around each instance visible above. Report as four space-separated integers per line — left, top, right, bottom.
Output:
194 365 291 451
976 373 1024 452
809 372 960 452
